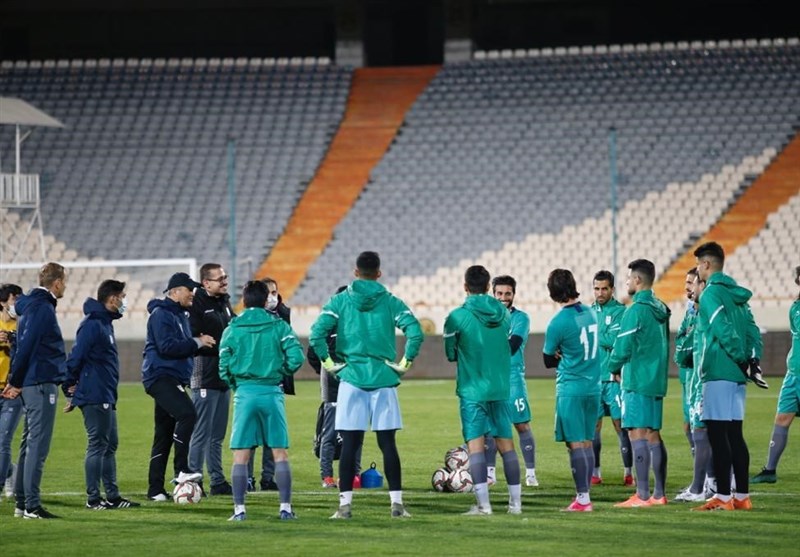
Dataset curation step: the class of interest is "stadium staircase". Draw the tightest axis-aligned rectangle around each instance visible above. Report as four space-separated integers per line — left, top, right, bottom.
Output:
655 132 800 302
254 65 440 298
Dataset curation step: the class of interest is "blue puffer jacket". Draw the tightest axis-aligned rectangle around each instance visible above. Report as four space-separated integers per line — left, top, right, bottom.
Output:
142 298 198 390
64 298 122 406
8 288 66 387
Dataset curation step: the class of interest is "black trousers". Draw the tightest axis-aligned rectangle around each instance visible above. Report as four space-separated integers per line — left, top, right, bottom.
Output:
146 376 197 497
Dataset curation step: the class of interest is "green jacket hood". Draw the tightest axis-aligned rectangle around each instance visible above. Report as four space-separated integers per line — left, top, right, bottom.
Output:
347 280 388 311
229 307 283 331
707 272 753 305
633 289 670 324
463 294 507 327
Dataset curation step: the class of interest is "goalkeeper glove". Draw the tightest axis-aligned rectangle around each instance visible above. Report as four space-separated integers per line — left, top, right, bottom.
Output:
321 357 346 377
748 359 769 389
386 356 413 376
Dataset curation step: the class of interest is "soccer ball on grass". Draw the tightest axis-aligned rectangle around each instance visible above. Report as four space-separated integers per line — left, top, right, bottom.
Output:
173 481 202 504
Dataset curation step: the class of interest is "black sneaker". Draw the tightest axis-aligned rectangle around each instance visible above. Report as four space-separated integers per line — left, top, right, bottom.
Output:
86 499 108 510
261 479 279 491
210 481 233 496
24 506 59 519
104 497 141 509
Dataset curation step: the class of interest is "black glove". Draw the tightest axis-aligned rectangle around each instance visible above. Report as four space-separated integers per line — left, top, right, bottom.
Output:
738 360 749 373
748 359 769 389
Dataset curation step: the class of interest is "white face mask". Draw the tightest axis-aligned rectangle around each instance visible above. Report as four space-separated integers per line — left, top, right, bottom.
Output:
7 304 17 319
266 294 279 311
118 297 128 315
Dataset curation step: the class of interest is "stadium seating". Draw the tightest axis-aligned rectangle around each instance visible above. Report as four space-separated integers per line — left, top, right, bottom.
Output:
725 192 800 305
0 57 351 314
293 39 800 311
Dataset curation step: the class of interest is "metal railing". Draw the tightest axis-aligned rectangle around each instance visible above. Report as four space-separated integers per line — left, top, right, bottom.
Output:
0 173 40 208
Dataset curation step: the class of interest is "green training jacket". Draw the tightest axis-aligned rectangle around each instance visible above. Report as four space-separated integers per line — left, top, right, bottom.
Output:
674 303 697 384
592 297 626 382
444 293 511 402
309 279 423 390
608 289 671 397
696 272 762 384
218 307 304 388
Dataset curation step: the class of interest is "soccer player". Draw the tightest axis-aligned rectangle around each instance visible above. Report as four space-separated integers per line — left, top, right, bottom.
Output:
310 251 423 520
590 270 632 486
751 264 800 485
188 263 235 497
691 241 761 511
609 259 671 508
63 279 140 510
3 263 68 519
675 268 699 456
219 280 304 521
142 272 215 501
307 285 363 489
543 269 601 512
0 283 23 502
675 274 716 502
444 265 522 515
484 275 538 488
249 276 293 492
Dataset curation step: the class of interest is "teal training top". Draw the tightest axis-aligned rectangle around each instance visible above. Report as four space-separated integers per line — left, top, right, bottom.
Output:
509 306 530 390
543 302 602 397
788 299 800 376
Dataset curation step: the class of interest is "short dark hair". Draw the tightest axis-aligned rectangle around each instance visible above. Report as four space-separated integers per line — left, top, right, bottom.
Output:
628 259 656 286
687 267 698 277
694 242 725 266
97 280 126 303
492 275 516 293
593 270 614 287
465 265 490 294
0 283 23 310
547 269 579 303
262 276 278 288
200 263 222 281
356 251 380 279
39 262 65 288
243 280 268 308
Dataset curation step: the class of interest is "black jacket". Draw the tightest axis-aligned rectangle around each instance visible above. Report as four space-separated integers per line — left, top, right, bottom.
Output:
307 331 341 403
188 288 234 391
268 297 295 395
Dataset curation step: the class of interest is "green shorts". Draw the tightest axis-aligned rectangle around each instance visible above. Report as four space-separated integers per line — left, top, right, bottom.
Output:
555 394 600 443
459 398 513 443
597 381 622 420
508 383 532 424
230 384 289 450
681 381 691 424
777 373 800 415
621 390 663 431
689 396 705 429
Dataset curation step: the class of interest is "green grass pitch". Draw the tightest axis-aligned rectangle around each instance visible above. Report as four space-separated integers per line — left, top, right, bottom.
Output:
1 378 797 556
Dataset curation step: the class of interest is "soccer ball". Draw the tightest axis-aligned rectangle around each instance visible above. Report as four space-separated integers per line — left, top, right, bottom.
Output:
447 468 474 493
445 446 469 472
172 481 202 504
431 468 453 492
